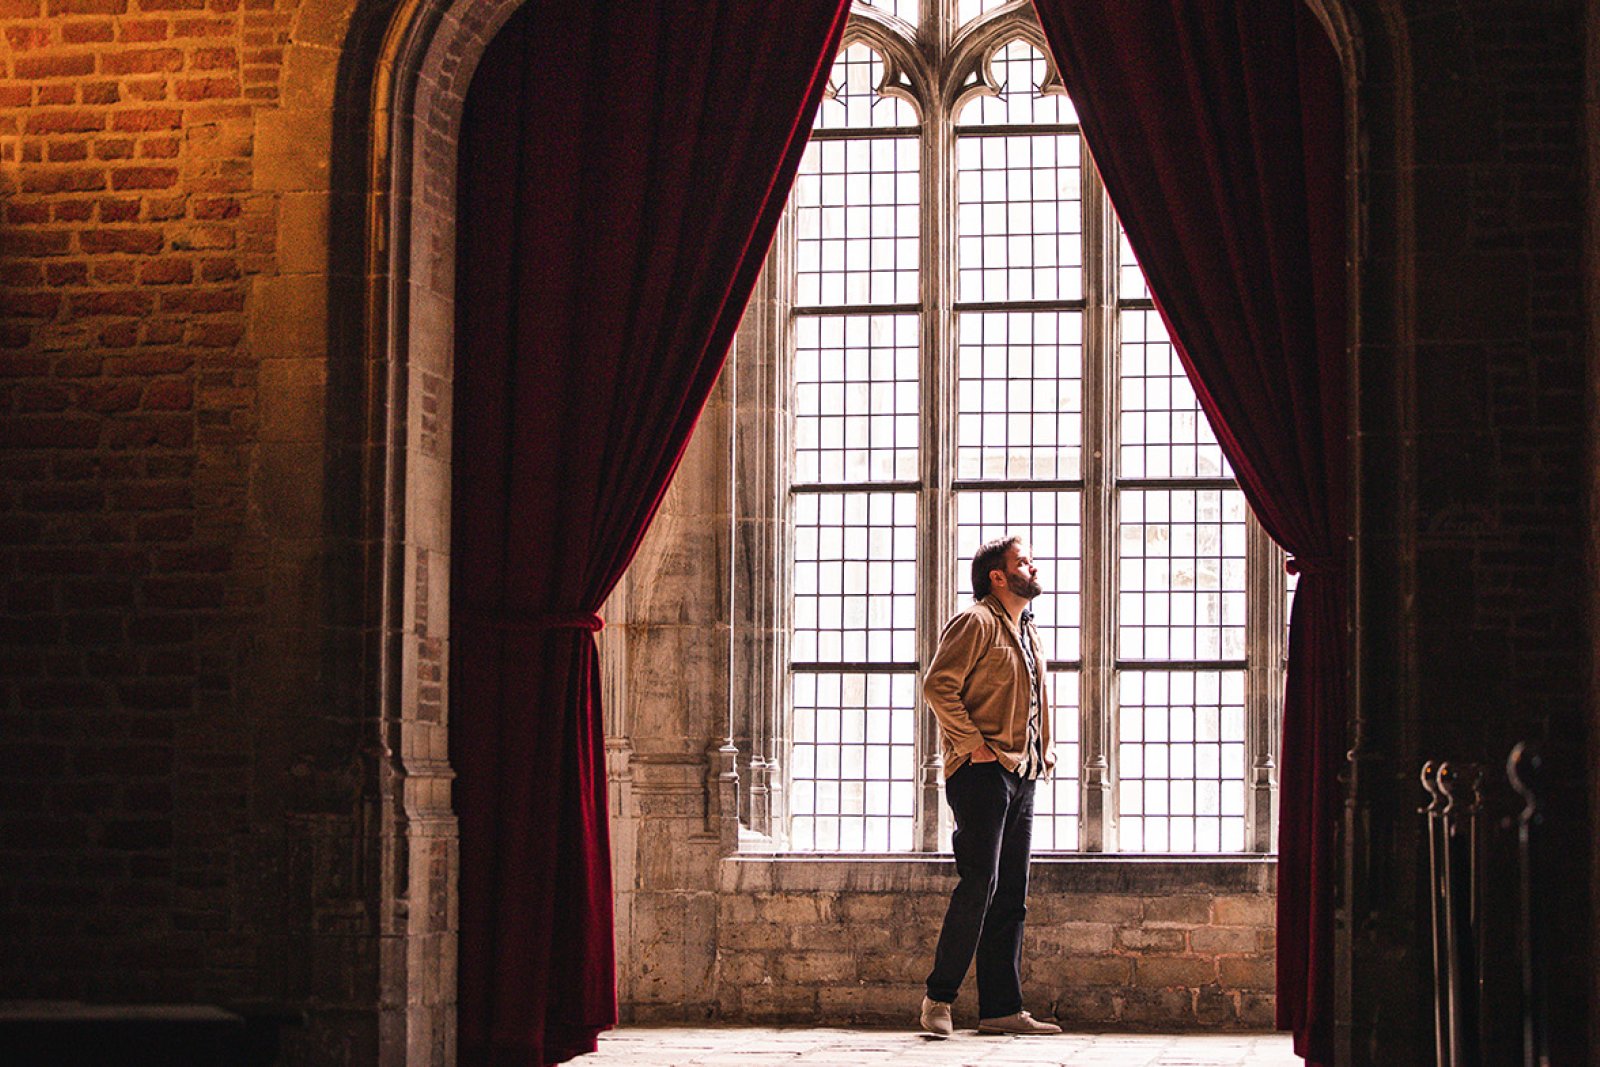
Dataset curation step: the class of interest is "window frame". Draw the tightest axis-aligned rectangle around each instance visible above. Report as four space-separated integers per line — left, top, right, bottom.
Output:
729 1 1285 856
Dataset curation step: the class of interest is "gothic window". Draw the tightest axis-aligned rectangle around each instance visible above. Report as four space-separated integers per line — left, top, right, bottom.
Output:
734 1 1286 856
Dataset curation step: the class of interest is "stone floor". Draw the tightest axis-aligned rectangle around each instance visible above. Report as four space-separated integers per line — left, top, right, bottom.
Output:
576 1027 1302 1066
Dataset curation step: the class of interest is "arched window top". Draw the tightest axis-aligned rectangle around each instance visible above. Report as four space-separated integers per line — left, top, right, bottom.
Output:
956 39 1076 127
735 1 1285 860
815 41 919 131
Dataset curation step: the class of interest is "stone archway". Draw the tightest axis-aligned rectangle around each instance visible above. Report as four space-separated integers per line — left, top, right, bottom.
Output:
315 0 1385 1061
321 0 534 1061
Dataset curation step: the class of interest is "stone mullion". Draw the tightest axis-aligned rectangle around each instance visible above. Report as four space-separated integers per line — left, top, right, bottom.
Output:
600 580 631 741
915 63 955 854
599 576 636 987
730 207 794 844
765 213 796 846
1245 513 1285 853
1077 149 1117 853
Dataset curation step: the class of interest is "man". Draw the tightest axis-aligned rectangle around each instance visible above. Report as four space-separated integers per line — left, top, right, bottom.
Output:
918 536 1063 1038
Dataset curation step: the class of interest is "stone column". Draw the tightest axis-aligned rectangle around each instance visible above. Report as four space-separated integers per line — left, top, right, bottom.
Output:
608 372 735 1020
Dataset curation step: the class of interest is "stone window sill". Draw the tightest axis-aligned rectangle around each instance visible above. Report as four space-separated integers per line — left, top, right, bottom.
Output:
722 853 1276 895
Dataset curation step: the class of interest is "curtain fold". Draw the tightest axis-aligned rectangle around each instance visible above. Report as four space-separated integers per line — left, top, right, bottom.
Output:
1028 3 1348 1062
450 3 851 1063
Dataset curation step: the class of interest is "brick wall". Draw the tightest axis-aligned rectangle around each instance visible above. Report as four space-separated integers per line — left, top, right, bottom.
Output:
0 0 1593 1063
1347 1 1594 1061
3 0 270 1000
0 0 365 1050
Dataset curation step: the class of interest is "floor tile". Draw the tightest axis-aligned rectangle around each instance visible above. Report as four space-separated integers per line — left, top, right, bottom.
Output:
575 1027 1302 1066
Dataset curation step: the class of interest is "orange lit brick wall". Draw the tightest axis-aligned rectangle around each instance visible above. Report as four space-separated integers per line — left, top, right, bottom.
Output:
0 0 354 1051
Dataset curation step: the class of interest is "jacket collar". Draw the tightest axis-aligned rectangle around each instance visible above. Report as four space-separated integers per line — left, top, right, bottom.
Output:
980 593 1028 639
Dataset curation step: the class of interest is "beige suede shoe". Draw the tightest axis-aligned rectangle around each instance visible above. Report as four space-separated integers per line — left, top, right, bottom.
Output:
919 996 953 1038
977 1009 1062 1035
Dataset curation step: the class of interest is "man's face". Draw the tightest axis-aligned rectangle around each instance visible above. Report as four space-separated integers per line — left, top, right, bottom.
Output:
997 544 1042 600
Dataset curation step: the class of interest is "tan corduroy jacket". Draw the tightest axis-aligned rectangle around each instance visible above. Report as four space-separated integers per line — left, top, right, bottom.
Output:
922 593 1055 779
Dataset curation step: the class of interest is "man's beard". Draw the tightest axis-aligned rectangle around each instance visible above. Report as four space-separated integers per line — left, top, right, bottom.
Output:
1006 572 1042 600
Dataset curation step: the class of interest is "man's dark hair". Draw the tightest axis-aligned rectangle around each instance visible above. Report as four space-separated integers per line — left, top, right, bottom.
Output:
971 536 1021 600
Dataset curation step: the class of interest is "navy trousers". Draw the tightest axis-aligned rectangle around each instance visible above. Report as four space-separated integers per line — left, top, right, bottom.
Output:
924 760 1036 1017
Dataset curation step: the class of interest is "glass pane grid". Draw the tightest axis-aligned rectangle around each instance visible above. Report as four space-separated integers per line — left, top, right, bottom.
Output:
957 39 1077 127
956 132 1082 303
1118 488 1247 661
954 490 1081 662
795 314 919 484
1285 569 1299 658
796 137 919 307
860 0 921 29
1119 309 1231 479
792 491 917 664
1118 669 1246 852
790 671 918 851
956 0 1011 31
956 310 1083 481
775 31 1278 858
1034 669 1080 850
815 42 917 131
1118 225 1149 301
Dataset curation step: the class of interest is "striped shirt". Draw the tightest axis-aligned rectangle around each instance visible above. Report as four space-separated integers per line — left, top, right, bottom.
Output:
1016 607 1046 780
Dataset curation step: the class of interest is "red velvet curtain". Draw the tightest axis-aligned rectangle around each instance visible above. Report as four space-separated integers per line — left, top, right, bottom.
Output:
1029 3 1348 1062
450 3 849 1063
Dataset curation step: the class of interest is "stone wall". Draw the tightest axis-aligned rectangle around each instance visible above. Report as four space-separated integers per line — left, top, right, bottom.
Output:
0 0 1593 1063
707 860 1275 1030
608 366 1278 1032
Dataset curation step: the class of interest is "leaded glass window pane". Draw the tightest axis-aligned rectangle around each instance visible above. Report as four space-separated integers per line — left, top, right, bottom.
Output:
766 6 1278 856
1119 310 1231 479
795 314 919 484
1117 488 1248 662
1036 670 1081 850
956 132 1083 302
1118 224 1149 301
954 489 1082 663
956 40 1077 127
795 138 920 307
790 671 918 851
956 0 1011 31
792 491 917 665
858 0 921 29
1117 669 1247 853
815 42 917 131
955 310 1083 481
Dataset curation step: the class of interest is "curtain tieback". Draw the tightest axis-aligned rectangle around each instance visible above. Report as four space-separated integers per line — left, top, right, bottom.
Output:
1285 555 1340 577
458 610 605 633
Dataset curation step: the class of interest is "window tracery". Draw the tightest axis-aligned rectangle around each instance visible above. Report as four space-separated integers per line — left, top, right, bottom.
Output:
732 1 1286 857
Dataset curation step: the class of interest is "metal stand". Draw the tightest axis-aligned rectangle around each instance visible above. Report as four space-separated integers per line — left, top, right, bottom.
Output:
1506 743 1549 1067
1420 762 1449 1067
1421 760 1482 1067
